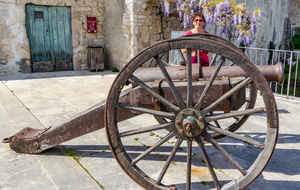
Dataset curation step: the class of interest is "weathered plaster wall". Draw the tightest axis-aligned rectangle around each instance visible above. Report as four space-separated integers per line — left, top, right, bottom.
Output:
0 0 104 74
0 3 31 73
290 0 300 27
102 0 128 70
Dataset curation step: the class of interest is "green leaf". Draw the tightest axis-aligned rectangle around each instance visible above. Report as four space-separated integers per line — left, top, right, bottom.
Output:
149 132 155 136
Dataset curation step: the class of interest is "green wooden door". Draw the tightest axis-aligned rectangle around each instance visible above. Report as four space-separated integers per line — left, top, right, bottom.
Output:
26 4 73 72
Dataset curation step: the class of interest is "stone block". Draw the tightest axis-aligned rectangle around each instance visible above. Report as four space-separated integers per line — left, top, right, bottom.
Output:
72 30 81 46
98 0 104 7
85 0 98 7
152 34 160 41
152 26 158 34
73 0 85 7
72 7 92 12
91 7 102 16
92 38 104 46
86 33 97 40
96 32 104 39
71 19 84 30
3 0 17 3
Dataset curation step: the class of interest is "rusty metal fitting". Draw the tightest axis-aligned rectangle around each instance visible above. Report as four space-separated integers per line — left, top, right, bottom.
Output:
33 142 39 147
190 110 194 114
185 125 192 133
198 117 203 122
180 112 184 116
180 130 184 134
198 127 203 131
176 121 180 125
2 137 11 143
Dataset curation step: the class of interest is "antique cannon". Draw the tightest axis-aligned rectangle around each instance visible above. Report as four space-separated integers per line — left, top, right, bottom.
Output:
3 34 283 190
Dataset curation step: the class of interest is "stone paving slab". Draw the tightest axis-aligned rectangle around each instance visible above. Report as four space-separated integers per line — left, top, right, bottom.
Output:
0 71 300 190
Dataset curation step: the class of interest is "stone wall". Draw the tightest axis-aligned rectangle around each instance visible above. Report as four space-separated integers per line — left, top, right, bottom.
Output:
290 0 300 27
120 0 183 68
0 0 104 73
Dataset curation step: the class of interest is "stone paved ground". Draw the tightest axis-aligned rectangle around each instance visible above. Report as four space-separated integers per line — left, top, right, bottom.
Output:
0 71 300 190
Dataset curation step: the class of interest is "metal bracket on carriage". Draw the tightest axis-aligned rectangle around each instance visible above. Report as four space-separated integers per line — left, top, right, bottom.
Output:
2 127 51 144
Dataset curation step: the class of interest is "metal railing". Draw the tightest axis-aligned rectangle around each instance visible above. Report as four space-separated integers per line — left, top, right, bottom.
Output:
238 47 300 99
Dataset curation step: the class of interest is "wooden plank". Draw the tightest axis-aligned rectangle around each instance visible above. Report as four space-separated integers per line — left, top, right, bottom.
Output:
99 48 104 70
52 50 55 70
56 7 66 61
33 62 53 72
26 6 36 70
90 48 95 68
50 7 59 62
43 6 51 62
34 7 45 62
28 7 37 63
55 60 72 71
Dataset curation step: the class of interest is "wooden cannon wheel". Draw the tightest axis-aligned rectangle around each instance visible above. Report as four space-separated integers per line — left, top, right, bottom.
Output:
105 37 278 189
149 33 257 141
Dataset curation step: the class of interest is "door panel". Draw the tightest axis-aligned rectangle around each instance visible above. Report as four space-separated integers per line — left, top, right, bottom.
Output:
26 4 72 72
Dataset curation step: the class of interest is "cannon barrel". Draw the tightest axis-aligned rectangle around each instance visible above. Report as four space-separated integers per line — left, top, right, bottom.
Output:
133 62 284 84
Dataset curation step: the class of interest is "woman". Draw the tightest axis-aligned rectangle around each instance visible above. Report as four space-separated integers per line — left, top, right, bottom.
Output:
182 13 210 67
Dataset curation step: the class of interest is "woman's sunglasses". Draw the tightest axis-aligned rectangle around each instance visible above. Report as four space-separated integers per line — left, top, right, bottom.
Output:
194 19 204 22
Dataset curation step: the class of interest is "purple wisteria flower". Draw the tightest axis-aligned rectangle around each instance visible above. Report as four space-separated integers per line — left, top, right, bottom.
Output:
162 0 264 45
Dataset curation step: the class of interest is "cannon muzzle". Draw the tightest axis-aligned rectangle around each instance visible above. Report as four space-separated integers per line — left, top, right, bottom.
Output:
133 62 284 84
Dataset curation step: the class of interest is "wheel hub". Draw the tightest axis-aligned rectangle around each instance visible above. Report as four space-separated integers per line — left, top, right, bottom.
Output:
175 108 205 138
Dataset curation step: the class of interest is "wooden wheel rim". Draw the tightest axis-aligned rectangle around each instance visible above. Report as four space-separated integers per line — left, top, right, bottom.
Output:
105 36 278 190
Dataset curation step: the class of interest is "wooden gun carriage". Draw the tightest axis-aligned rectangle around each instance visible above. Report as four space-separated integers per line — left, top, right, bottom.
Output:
3 34 284 190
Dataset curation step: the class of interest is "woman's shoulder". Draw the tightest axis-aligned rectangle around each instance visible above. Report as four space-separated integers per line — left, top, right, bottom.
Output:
184 30 193 35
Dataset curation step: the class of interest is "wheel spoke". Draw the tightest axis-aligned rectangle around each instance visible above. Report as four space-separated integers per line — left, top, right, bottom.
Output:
187 49 193 108
205 107 266 122
228 62 235 66
209 54 218 67
119 122 174 138
131 130 178 165
201 77 252 116
118 103 175 119
207 124 265 149
178 49 187 65
195 56 226 110
195 136 221 190
214 120 221 128
186 139 192 190
130 75 180 113
155 56 186 110
156 135 184 185
203 132 247 176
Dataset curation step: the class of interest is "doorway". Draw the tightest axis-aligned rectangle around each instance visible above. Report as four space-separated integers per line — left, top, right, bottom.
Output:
26 4 73 72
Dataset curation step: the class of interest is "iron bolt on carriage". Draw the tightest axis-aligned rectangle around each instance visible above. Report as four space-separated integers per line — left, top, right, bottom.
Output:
3 34 284 190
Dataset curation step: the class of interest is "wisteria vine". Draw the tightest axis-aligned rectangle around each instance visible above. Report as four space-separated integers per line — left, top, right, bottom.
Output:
163 0 264 45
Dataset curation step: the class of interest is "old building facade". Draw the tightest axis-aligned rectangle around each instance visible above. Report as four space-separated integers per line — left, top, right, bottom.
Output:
0 0 298 73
